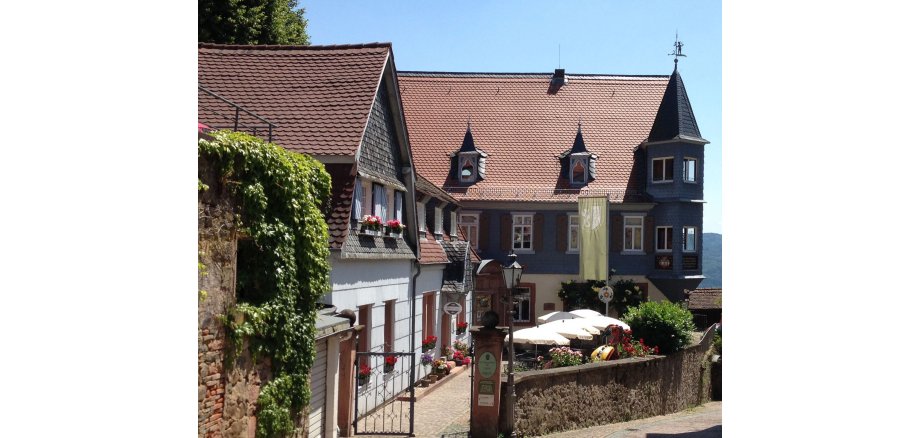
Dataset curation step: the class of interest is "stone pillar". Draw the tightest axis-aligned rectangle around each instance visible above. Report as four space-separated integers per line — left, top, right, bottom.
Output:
470 326 507 438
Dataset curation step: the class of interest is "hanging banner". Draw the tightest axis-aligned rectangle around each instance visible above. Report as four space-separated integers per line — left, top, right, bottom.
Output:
578 196 608 281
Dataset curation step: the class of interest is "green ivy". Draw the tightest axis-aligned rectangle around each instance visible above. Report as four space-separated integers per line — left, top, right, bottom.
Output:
199 130 331 438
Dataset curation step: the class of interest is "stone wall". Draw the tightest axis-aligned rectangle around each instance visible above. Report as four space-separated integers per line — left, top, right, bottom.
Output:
199 157 307 437
499 326 716 437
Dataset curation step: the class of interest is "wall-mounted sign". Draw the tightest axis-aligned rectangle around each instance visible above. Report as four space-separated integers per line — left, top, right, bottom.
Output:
444 302 462 315
478 394 495 407
478 352 497 379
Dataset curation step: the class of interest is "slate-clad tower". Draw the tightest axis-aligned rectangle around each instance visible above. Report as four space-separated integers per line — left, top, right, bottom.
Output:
642 62 709 300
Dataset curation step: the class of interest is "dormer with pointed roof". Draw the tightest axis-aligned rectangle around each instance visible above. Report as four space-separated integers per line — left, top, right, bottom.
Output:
558 122 598 186
449 123 488 184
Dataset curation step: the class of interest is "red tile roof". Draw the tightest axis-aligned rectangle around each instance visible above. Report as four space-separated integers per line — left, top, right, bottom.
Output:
418 231 449 264
687 288 722 310
198 43 391 156
398 72 669 202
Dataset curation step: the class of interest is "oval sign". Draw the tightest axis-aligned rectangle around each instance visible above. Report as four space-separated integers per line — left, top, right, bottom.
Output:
598 286 613 303
478 352 497 379
444 302 462 315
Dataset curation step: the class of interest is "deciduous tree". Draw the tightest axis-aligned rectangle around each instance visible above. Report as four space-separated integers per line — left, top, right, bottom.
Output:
199 0 310 45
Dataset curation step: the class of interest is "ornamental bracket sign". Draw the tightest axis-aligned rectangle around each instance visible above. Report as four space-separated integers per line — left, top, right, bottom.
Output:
443 302 462 316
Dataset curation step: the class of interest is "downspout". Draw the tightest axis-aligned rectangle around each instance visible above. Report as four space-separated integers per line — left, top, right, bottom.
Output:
409 259 421 437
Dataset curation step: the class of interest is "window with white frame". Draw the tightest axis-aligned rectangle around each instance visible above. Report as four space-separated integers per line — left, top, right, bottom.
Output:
512 214 533 250
683 226 697 252
416 202 426 232
434 207 444 235
459 213 479 248
352 179 364 220
567 214 579 252
512 287 532 323
394 191 404 224
683 158 697 182
623 216 643 251
450 211 458 236
656 226 673 252
372 183 388 220
652 157 674 182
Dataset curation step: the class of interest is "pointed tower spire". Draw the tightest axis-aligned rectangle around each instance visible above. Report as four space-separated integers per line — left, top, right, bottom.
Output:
647 62 706 143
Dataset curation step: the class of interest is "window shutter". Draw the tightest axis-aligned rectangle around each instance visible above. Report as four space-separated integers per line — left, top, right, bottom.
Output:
556 214 567 252
533 213 544 251
479 213 490 250
353 180 363 220
644 216 655 253
500 214 512 251
612 214 623 252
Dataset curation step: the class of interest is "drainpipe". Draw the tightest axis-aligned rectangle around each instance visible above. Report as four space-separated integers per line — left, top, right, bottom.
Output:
409 260 421 437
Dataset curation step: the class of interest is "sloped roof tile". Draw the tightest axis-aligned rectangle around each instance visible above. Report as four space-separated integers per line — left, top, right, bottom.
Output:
398 72 669 202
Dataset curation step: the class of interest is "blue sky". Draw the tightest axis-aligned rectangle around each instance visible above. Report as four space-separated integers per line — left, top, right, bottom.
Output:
304 0 722 233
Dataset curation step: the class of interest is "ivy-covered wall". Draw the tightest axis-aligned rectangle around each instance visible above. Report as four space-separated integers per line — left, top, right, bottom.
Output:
198 131 333 438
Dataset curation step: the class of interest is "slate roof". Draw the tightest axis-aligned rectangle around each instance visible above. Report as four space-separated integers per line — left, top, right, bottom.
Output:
647 65 707 144
324 164 355 249
414 174 459 204
340 229 416 260
198 43 391 156
398 72 670 202
687 288 722 310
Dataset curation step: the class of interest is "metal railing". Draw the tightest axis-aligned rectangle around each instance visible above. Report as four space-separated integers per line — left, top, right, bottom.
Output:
198 84 276 142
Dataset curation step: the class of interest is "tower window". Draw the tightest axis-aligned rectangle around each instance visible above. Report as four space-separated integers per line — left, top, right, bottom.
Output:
459 154 477 183
652 157 674 182
571 157 587 184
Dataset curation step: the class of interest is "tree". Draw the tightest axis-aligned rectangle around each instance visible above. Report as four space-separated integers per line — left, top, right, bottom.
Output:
199 0 310 45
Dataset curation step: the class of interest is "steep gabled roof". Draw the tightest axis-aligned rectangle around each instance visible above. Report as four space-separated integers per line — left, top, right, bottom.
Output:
687 288 722 310
646 65 707 144
398 72 669 202
198 43 392 156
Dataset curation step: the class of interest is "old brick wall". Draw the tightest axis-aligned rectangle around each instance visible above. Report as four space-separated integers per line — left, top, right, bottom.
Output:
500 326 716 436
199 157 286 438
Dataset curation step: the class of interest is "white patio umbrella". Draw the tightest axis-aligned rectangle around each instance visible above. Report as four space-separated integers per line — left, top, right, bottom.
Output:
504 326 570 346
536 311 580 324
570 308 603 318
540 320 596 340
541 317 601 336
581 315 631 331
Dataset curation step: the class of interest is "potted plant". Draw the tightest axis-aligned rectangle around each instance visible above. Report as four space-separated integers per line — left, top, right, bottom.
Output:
357 364 372 386
384 355 398 373
422 335 437 351
455 321 468 335
384 219 405 238
451 350 465 366
359 215 382 236
462 356 472 366
433 359 447 377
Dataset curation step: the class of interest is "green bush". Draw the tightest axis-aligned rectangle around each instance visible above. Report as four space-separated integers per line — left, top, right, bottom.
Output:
622 301 695 354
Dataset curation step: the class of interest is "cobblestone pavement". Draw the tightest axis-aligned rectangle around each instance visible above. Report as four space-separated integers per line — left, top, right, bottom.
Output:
538 402 722 438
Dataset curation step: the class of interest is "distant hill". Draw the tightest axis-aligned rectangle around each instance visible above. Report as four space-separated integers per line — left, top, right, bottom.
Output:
700 233 722 288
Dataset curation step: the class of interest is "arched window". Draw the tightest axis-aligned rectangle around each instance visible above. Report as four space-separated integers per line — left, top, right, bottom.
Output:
459 155 477 182
571 158 586 184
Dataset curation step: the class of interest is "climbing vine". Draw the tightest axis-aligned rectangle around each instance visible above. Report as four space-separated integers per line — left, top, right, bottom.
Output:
199 130 331 438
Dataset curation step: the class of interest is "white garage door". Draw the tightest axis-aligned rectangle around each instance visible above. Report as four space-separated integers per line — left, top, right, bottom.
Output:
308 340 327 437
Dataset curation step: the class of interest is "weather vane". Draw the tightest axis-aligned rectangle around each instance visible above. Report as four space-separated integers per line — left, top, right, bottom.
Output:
668 31 686 65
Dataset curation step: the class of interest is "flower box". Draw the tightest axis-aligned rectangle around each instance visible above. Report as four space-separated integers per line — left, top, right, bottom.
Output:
384 219 405 239
359 215 383 236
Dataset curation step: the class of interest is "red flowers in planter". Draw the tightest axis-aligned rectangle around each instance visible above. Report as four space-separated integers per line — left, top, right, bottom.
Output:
385 355 398 366
457 321 468 330
452 350 465 362
358 364 372 378
422 335 438 350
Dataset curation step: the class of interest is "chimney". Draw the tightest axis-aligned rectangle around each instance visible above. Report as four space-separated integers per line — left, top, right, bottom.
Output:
552 68 567 86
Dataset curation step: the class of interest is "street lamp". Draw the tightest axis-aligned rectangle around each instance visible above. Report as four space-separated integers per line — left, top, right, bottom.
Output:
502 250 523 437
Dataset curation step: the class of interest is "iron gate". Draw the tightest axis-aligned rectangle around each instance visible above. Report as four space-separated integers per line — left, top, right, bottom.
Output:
354 351 416 435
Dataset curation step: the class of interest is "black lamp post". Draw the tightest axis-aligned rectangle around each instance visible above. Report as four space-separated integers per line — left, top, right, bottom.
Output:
502 250 523 437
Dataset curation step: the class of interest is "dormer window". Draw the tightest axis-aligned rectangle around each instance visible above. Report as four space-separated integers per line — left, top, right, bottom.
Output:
560 123 596 186
459 153 477 183
570 156 588 185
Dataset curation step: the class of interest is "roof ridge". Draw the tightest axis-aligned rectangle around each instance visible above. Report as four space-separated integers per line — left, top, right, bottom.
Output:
398 71 668 79
198 42 392 50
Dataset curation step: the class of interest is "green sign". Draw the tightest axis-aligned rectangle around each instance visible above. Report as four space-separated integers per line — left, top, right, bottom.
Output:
478 352 497 379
